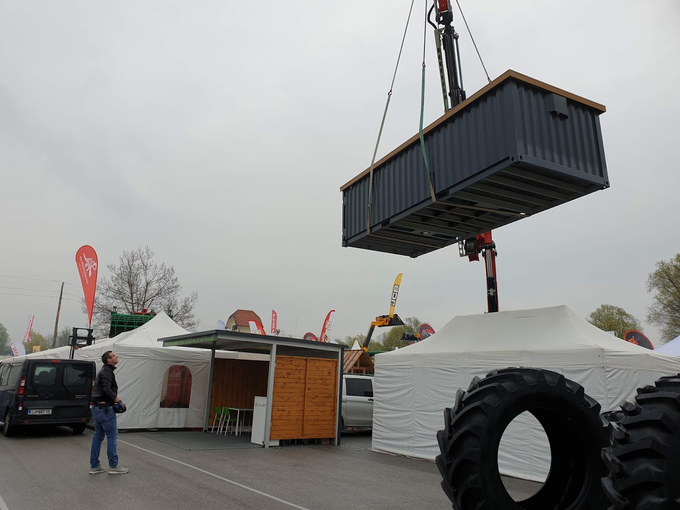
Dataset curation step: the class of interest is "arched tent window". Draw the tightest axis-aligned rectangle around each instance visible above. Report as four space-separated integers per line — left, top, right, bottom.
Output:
160 365 192 408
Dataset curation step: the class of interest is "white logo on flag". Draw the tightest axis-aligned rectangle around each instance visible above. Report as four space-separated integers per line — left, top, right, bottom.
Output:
83 256 97 277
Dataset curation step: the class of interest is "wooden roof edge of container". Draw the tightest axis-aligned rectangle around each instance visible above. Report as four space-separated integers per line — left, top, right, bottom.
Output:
339 69 607 191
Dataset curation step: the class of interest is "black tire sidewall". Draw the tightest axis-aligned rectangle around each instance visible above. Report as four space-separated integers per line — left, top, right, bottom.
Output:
437 368 607 509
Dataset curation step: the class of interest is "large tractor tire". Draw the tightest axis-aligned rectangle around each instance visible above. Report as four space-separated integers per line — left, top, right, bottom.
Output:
435 367 609 509
601 374 680 508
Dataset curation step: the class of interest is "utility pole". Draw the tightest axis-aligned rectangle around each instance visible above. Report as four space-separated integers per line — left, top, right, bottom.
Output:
52 282 64 348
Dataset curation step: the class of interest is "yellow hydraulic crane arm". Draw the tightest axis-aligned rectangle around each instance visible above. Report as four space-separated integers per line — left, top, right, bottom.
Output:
362 274 405 351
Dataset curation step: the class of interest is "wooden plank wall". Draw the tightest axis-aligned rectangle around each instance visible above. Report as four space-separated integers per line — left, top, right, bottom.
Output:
270 355 338 440
209 358 269 424
303 358 338 437
270 356 306 439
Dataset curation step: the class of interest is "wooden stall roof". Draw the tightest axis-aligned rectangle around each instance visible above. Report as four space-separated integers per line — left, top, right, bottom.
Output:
343 349 374 374
160 330 344 359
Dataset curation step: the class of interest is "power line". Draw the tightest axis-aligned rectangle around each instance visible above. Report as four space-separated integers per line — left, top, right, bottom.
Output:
1 285 66 293
0 292 79 302
0 286 81 298
0 275 79 287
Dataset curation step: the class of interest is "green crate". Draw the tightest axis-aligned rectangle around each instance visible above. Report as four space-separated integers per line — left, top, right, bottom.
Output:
108 312 156 338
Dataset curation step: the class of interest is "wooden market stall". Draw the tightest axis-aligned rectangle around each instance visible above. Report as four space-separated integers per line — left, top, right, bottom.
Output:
161 330 344 446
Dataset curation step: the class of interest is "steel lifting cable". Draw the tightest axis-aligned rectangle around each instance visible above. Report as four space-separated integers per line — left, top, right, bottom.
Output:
419 0 436 202
366 0 417 234
454 0 491 83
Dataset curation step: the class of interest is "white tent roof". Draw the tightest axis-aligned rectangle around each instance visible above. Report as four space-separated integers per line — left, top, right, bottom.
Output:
12 313 212 429
13 311 197 360
656 333 680 355
385 305 664 357
373 305 680 481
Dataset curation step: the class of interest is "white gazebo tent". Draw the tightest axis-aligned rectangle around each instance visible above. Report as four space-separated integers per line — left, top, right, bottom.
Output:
656 333 680 355
15 312 213 429
372 305 680 481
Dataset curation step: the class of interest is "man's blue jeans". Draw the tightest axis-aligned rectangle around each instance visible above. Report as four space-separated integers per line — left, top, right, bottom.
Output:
90 406 119 468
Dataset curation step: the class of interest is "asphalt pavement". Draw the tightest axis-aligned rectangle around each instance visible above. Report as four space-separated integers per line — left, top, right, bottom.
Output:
0 426 540 509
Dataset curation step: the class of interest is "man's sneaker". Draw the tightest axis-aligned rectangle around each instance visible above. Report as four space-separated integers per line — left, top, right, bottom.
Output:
89 465 107 475
108 465 129 475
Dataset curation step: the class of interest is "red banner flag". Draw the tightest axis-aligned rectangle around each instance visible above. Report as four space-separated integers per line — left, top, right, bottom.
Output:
419 323 436 340
249 320 266 335
271 310 278 334
319 310 335 343
22 315 35 344
76 245 98 326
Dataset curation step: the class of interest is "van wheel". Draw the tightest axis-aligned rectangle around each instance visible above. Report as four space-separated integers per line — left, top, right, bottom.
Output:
435 368 609 509
2 412 13 437
71 424 86 435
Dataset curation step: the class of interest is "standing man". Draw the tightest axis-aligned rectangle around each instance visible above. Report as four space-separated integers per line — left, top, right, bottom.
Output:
89 351 128 475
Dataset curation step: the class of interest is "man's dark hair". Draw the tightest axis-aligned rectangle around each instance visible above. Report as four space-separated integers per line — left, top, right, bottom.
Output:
102 351 114 364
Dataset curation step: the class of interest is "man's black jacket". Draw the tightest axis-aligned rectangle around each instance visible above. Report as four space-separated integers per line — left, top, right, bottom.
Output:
92 364 118 405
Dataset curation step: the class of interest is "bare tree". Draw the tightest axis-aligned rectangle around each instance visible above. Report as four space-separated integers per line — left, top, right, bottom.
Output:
46 326 74 348
88 247 198 336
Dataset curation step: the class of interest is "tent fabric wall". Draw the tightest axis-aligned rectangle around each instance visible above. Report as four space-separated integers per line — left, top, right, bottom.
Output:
656 334 680 355
12 312 213 430
372 305 680 482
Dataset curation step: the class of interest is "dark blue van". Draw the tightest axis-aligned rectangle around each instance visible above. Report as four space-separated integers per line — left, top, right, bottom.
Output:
0 358 95 436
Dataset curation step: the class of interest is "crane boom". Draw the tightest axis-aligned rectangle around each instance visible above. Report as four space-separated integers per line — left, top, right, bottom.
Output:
434 0 466 109
362 274 405 352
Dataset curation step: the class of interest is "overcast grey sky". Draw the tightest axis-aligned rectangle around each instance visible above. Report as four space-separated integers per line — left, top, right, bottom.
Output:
1 0 678 348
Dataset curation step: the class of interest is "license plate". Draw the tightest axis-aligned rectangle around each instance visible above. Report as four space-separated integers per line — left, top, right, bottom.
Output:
28 409 52 416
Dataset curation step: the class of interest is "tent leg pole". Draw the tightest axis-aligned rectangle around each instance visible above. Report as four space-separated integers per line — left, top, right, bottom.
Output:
264 344 277 448
335 349 343 446
204 345 216 432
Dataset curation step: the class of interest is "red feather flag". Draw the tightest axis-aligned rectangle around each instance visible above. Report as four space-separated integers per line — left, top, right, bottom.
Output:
76 245 98 326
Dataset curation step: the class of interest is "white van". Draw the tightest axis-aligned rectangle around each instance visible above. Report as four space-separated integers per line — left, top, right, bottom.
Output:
341 375 374 429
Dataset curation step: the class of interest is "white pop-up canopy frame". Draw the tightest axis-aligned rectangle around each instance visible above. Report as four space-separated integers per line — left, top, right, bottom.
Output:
15 312 215 429
656 333 680 355
372 305 680 481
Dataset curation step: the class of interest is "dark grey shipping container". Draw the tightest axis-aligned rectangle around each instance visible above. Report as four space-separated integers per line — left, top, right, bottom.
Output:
341 70 608 258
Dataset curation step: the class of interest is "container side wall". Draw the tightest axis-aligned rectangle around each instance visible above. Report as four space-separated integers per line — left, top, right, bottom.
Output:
513 81 608 182
341 75 608 257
